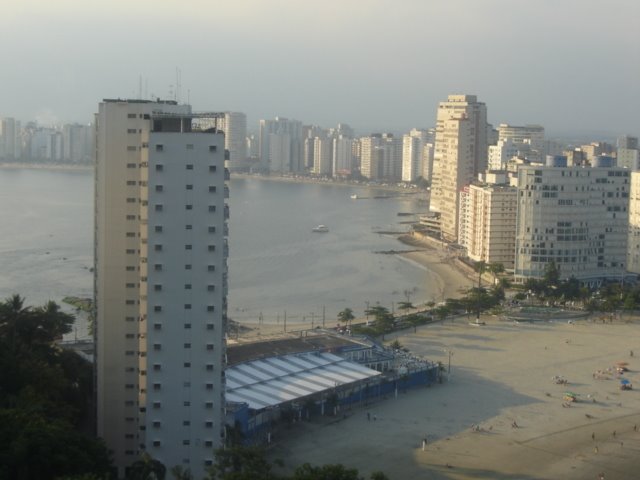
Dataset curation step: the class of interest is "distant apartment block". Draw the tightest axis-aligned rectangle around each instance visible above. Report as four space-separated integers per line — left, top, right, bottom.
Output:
216 112 247 171
626 171 640 275
497 124 544 162
259 117 303 173
431 94 488 242
514 156 628 286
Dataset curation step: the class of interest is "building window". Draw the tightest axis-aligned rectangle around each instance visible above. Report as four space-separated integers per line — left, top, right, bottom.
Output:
127 113 136 119
155 226 163 233
186 144 194 150
183 420 191 426
206 324 214 330
206 306 214 312
155 185 163 192
153 323 162 330
126 232 136 238
184 401 191 406
153 344 161 351
127 146 137 151
185 245 192 250
153 401 161 409
205 383 213 390
207 285 215 291
127 163 137 169
153 421 161 428
126 180 136 186
153 440 161 447
185 284 192 290
154 306 162 312
125 299 135 305
208 186 216 193
156 145 164 152
186 204 193 210
209 165 217 172
185 304 192 310
186 224 192 230
206 364 214 371
126 197 137 203
154 264 162 271
208 206 216 212
155 204 163 212
184 362 191 368
182 440 190 446
186 164 194 170
204 440 213 447
154 244 163 251
156 164 164 171
207 265 215 272
184 323 191 329
209 146 217 152
154 284 162 291
126 214 136 220
206 344 214 351
205 421 213 428
208 245 215 252
184 343 191 349
208 226 216 233
205 402 213 409
186 184 193 190
185 264 192 270
153 383 161 391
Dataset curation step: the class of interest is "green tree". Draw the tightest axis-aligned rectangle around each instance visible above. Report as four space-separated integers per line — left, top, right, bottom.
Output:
337 308 355 329
543 261 560 287
397 301 414 311
128 453 166 480
488 262 505 285
292 463 360 480
405 313 424 333
207 446 278 480
474 261 487 289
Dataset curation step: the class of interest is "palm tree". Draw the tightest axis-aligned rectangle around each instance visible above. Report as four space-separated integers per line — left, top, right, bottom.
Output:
488 262 505 285
473 261 488 324
337 308 355 329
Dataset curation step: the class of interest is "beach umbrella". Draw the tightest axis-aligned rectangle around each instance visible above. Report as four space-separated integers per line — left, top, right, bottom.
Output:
620 379 631 385
564 392 577 397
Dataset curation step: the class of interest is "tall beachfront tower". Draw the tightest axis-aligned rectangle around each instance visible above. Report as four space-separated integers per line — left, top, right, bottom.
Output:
94 99 228 478
430 95 488 242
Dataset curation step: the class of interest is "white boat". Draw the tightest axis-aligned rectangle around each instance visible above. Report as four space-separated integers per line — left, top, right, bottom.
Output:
350 194 358 199
312 225 329 233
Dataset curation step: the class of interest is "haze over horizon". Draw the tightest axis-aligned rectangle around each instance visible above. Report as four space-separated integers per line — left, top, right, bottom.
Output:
3 0 639 137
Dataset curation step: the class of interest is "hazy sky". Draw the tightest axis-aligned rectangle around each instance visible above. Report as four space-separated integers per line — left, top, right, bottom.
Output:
3 0 639 136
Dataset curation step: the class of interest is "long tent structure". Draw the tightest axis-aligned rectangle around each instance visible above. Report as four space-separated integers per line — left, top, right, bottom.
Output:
226 352 382 410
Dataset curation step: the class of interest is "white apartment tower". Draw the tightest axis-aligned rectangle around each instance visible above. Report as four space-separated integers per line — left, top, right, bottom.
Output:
515 156 628 285
402 129 428 182
626 171 640 274
259 117 303 173
94 99 228 478
458 181 517 268
216 112 247 171
497 124 545 162
431 95 488 241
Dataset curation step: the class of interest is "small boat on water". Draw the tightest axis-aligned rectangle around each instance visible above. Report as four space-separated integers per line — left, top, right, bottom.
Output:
312 225 329 233
350 194 358 199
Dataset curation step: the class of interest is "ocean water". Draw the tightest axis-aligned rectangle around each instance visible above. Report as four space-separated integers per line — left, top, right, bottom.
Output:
0 168 439 331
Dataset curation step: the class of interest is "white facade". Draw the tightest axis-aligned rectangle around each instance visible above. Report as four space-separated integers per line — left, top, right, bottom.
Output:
0 117 21 159
627 172 640 274
459 183 517 268
515 162 629 285
217 112 247 170
617 148 639 170
488 138 519 171
259 117 303 173
94 100 227 478
431 95 488 231
311 136 332 175
332 136 353 176
401 129 428 182
497 124 545 161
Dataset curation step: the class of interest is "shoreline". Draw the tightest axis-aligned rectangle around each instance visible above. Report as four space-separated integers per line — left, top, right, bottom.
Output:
267 317 640 479
0 162 93 171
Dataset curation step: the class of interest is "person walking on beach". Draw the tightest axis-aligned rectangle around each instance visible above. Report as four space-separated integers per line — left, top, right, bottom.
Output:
422 438 427 451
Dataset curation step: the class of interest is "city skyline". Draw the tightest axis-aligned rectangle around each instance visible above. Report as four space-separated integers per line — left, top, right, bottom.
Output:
2 0 639 136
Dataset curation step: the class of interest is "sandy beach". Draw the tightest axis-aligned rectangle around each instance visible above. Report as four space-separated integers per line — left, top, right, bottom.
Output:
261 317 640 480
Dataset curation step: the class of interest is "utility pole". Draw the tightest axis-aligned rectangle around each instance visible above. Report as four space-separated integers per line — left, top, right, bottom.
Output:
284 310 287 332
322 306 325 328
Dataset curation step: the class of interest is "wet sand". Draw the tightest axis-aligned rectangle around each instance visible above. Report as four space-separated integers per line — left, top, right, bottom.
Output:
266 317 640 479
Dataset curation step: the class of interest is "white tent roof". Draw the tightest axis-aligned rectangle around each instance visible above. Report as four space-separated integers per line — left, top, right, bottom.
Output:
226 352 382 410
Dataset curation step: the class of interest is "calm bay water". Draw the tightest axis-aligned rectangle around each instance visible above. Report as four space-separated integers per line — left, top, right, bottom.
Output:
0 168 438 331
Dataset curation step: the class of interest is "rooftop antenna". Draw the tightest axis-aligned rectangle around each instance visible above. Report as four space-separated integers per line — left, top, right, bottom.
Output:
176 68 182 103
144 78 148 100
138 75 142 99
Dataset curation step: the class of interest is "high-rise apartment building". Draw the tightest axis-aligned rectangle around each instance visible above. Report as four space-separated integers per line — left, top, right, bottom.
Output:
94 99 228 478
627 171 640 274
514 156 628 285
0 117 21 160
259 117 303 173
332 136 354 176
401 129 428 182
497 124 545 162
458 177 517 268
216 112 247 171
431 95 488 241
